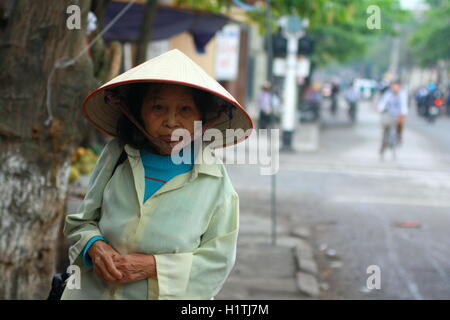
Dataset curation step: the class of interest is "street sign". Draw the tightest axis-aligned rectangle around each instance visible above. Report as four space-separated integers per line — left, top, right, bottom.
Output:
272 56 310 79
279 15 304 36
273 57 285 76
296 56 310 78
215 24 240 81
287 15 303 33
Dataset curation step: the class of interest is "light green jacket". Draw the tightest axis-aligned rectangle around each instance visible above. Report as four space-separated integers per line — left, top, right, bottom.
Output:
61 138 239 300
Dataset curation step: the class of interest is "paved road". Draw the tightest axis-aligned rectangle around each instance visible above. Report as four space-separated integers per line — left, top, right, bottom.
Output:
224 99 450 299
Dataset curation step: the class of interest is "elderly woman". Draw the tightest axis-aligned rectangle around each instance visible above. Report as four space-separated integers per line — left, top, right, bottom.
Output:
61 49 253 300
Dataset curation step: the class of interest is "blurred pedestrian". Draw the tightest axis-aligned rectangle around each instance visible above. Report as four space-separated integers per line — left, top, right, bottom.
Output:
301 82 322 122
377 80 408 156
446 87 450 116
330 80 340 116
415 86 428 116
344 80 360 122
256 81 280 129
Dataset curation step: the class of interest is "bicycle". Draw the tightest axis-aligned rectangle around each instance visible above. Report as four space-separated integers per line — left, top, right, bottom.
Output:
379 112 399 159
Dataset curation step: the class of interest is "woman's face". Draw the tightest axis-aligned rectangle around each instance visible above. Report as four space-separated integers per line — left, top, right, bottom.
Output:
140 84 202 154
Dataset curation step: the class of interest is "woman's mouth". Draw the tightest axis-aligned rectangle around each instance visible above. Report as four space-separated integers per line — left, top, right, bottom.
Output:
159 134 194 151
160 135 175 142
159 135 182 149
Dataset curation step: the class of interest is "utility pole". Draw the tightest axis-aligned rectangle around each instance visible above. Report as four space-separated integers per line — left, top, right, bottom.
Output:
265 0 278 246
279 15 304 151
389 37 400 79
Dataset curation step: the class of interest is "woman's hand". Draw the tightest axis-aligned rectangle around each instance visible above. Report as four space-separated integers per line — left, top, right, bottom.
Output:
112 254 157 284
88 240 123 282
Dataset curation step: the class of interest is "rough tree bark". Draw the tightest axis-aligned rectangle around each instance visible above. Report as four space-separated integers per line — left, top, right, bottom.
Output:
0 0 98 299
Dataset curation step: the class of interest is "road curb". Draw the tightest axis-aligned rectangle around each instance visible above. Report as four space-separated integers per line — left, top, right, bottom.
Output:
296 271 320 298
291 228 321 298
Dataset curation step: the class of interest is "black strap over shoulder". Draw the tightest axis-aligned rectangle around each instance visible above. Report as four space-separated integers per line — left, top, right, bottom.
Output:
47 272 70 300
112 149 127 178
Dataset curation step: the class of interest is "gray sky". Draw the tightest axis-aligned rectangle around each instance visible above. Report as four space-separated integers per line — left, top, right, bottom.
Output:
400 0 428 10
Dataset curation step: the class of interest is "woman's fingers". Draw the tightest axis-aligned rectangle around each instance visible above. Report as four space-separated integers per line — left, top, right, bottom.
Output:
93 253 144 284
94 256 118 282
93 262 112 283
94 258 115 282
112 276 129 284
89 242 127 282
104 254 123 280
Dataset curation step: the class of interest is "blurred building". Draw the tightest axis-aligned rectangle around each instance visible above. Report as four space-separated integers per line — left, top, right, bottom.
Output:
96 0 253 109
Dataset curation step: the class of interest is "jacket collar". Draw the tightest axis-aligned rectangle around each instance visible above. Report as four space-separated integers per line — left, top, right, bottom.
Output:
124 142 223 179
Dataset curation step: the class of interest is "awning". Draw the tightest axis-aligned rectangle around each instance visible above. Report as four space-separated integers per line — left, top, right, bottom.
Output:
102 2 230 53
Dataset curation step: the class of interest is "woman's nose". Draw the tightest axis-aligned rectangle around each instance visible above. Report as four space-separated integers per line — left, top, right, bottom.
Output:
164 109 179 128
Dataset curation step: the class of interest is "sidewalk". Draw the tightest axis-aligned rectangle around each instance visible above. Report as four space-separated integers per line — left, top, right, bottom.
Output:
216 114 322 300
216 194 321 300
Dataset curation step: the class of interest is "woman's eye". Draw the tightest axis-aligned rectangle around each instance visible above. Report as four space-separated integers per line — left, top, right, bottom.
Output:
181 106 192 112
152 104 163 110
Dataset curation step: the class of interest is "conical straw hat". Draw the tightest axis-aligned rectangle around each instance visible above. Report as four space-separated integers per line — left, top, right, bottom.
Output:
83 49 254 148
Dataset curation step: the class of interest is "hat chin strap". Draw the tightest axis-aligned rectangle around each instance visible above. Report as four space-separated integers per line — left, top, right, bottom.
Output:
108 93 223 154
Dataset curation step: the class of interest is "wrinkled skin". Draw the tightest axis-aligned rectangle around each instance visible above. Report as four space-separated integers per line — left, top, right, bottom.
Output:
141 84 202 155
89 241 157 283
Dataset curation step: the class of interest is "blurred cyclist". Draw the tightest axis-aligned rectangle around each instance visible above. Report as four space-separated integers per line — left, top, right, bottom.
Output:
377 80 408 155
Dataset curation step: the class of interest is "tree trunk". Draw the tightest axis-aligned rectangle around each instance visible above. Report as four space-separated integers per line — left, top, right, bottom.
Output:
0 0 98 299
135 0 157 65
